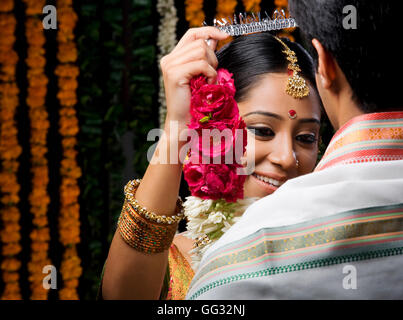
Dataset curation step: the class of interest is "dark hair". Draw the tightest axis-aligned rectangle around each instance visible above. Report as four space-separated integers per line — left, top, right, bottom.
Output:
288 0 401 113
215 32 319 103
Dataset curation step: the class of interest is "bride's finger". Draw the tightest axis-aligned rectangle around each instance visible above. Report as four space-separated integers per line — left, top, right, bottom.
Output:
174 26 228 52
167 39 218 70
166 60 217 86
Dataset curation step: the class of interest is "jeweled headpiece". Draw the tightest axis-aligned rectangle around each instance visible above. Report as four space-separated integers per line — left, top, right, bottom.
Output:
209 10 310 99
211 10 298 36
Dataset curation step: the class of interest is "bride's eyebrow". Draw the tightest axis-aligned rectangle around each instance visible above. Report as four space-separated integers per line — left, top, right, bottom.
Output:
242 111 320 126
242 111 282 120
299 118 321 126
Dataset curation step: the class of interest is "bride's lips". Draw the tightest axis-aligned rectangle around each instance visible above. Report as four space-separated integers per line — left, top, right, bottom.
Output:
250 171 287 195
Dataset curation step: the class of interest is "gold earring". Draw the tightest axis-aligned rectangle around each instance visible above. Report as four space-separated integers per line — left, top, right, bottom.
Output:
274 36 310 99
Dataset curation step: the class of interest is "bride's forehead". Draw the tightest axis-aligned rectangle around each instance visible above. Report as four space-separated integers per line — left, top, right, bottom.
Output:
238 75 320 118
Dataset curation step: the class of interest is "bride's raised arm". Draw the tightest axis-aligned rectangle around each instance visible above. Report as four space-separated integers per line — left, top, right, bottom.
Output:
101 27 228 300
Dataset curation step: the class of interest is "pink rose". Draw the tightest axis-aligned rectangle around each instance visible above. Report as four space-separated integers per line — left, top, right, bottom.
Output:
190 85 239 124
190 75 207 94
216 68 236 96
183 163 246 202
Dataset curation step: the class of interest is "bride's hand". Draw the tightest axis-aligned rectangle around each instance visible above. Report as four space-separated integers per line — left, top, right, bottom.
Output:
160 27 229 128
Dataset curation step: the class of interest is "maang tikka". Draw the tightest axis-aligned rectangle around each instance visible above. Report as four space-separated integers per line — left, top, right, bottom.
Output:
274 36 310 99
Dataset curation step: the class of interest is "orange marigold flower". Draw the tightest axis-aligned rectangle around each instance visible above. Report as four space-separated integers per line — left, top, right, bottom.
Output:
1 206 20 222
59 106 77 117
23 0 46 16
59 287 79 300
1 160 19 173
58 78 78 91
57 89 77 101
0 230 21 243
26 96 45 108
1 283 22 300
32 215 49 228
0 193 19 205
0 0 14 12
58 7 78 29
1 258 21 272
2 271 19 283
242 0 261 12
55 64 79 78
57 43 78 63
2 243 22 256
31 241 49 252
274 0 288 6
30 118 50 130
29 228 50 242
59 97 77 107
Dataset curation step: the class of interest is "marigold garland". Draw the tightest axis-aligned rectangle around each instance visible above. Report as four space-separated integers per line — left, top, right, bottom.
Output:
22 0 52 300
55 0 82 300
0 0 23 300
185 0 205 28
242 0 261 13
215 0 237 50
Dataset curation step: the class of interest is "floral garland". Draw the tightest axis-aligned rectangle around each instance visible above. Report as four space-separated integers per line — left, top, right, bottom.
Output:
242 0 261 13
22 0 52 300
0 0 23 300
182 69 257 269
55 0 82 300
157 0 178 128
215 0 237 50
185 0 205 28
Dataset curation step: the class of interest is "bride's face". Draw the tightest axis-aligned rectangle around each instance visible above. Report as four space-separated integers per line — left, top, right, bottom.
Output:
238 73 322 198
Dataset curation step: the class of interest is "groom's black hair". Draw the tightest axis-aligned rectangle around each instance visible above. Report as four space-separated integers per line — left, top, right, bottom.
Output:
288 0 402 113
216 32 320 104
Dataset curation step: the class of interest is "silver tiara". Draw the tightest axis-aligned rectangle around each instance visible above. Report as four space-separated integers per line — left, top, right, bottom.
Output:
208 10 297 36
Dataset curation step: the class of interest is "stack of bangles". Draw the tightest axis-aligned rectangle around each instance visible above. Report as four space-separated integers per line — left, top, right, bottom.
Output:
118 179 184 254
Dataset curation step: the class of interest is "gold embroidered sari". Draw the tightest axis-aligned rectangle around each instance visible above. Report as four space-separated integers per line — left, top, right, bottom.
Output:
162 243 194 300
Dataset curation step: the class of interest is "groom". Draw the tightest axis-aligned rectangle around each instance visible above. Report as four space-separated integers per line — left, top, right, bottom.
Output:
186 0 403 299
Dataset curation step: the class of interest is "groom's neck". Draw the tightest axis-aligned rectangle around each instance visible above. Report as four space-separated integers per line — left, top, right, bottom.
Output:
333 90 364 131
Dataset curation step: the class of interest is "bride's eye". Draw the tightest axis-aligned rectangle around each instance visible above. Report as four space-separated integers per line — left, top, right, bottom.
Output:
296 133 317 144
247 126 274 137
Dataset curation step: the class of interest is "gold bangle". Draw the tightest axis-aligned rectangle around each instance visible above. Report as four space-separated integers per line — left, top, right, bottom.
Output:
117 199 177 254
124 179 184 225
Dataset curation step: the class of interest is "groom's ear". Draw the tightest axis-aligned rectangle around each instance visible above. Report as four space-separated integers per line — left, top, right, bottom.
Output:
311 39 337 90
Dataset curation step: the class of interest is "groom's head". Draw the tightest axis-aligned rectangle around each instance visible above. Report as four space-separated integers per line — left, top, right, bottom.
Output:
288 0 401 129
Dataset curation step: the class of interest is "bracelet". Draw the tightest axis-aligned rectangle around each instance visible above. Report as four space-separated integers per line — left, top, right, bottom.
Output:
118 199 177 254
124 179 184 225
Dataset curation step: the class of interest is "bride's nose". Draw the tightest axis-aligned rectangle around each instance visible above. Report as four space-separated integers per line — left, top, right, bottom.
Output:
267 133 296 170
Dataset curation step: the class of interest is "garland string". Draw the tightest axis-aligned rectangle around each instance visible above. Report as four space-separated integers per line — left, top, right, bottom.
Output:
185 0 205 28
23 0 52 300
0 0 23 300
55 0 82 300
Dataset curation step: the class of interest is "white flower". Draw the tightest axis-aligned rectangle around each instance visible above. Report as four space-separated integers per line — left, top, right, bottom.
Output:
207 211 226 224
183 196 258 270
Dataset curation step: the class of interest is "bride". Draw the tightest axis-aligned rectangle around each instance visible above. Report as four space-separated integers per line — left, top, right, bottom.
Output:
101 26 323 299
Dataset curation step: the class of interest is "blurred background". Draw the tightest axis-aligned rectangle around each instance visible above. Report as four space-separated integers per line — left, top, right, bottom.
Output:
0 0 331 300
